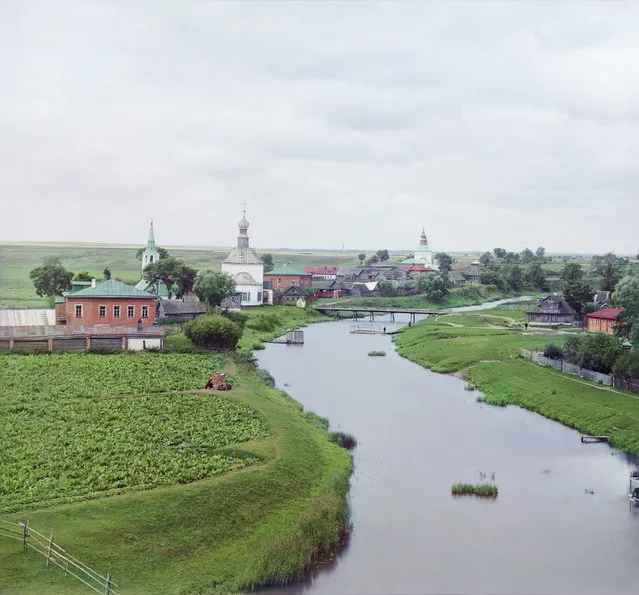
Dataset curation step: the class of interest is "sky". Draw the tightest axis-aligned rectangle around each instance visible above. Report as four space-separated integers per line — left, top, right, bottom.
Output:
1 1 638 254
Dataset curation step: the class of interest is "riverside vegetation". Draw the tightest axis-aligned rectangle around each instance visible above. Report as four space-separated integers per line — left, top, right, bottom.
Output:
451 483 498 498
0 337 353 593
394 309 639 454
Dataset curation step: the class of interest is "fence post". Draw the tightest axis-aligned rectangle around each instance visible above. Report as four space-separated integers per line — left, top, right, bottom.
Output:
105 571 111 595
46 530 54 567
23 520 29 551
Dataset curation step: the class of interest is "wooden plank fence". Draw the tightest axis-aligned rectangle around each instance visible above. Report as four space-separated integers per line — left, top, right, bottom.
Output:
0 519 118 594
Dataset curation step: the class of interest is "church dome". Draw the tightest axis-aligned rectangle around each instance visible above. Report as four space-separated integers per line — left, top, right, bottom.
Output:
238 214 250 229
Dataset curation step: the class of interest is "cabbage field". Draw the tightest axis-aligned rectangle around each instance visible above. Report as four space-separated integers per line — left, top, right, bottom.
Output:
2 352 223 404
0 353 271 513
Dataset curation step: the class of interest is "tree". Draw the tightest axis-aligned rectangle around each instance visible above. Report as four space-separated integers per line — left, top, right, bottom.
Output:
524 262 547 290
376 249 390 262
612 274 639 346
358 253 366 266
560 262 584 284
479 265 508 291
143 256 188 299
520 248 535 264
434 252 453 271
417 273 448 301
612 352 639 378
260 253 274 273
135 246 169 260
564 333 622 374
176 264 198 298
73 271 92 281
598 258 623 292
193 270 236 308
503 251 520 264
378 280 398 297
563 279 593 316
507 264 523 291
184 313 242 351
493 248 506 259
535 246 546 259
29 257 73 300
479 252 493 266
366 254 379 266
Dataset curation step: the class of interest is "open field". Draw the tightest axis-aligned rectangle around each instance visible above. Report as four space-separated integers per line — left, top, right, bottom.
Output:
394 313 639 454
0 353 353 593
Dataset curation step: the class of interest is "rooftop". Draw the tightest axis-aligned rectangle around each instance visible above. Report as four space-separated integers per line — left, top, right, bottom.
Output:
265 265 311 276
587 307 624 320
67 279 157 299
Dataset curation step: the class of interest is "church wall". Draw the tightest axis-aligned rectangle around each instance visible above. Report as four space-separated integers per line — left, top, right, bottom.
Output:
221 262 264 284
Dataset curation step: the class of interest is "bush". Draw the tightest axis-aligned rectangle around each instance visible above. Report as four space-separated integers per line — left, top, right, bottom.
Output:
232 350 258 370
544 344 563 360
246 313 281 332
219 309 248 330
184 314 242 351
612 352 639 378
563 333 622 374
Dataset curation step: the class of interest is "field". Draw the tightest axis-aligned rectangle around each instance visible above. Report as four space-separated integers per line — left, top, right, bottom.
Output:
394 313 639 454
0 352 353 593
0 242 411 308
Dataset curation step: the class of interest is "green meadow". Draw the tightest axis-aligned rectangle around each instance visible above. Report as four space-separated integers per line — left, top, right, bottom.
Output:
0 353 353 594
394 313 639 454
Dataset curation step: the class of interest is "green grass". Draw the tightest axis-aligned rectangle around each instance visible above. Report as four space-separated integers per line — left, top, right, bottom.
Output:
451 483 498 497
2 393 269 513
0 356 354 594
467 360 639 454
320 287 543 311
393 311 639 455
394 317 555 373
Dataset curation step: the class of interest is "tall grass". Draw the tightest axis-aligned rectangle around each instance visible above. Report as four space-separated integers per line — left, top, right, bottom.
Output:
451 483 498 497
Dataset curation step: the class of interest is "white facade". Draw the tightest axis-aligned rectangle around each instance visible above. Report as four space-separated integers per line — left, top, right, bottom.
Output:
141 220 160 274
126 337 163 351
414 228 439 269
221 212 265 307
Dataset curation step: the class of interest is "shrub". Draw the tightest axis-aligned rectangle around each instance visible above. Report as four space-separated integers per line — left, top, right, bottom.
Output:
219 309 248 330
246 313 281 332
232 350 258 370
612 352 639 378
451 483 498 497
544 344 563 360
184 313 242 351
256 368 276 387
328 431 358 450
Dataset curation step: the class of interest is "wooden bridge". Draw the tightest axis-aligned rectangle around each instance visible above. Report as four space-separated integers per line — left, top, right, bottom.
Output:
314 306 451 323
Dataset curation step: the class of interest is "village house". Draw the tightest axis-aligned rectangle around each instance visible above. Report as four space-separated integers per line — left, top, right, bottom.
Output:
586 307 624 335
157 298 207 322
336 267 380 282
311 279 342 299
264 265 312 293
448 270 467 287
276 285 312 306
304 266 338 280
56 279 158 328
526 295 576 325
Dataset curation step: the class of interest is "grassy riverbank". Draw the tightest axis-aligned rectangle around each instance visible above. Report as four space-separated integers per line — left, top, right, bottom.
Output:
0 353 353 594
394 313 639 455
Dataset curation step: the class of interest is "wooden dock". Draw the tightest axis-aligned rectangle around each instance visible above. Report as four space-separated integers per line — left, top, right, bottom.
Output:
580 435 609 444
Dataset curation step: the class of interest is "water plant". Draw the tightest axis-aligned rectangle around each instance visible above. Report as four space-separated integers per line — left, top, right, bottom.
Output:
451 483 498 497
464 383 476 391
368 350 387 357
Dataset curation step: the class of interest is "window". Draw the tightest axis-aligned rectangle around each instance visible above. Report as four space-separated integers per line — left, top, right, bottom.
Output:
141 305 149 318
98 305 106 318
113 305 121 318
257 291 262 302
149 255 154 263
292 280 297 286
241 292 248 302
127 305 135 318
75 304 83 317
277 278 281 287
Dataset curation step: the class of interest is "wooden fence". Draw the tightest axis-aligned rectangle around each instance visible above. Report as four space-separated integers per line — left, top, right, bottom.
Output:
0 519 118 594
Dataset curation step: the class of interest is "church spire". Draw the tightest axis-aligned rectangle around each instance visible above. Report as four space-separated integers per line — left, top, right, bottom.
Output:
147 219 156 249
237 206 250 249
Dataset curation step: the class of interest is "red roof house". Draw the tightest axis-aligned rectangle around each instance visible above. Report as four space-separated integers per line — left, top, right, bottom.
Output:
586 307 624 334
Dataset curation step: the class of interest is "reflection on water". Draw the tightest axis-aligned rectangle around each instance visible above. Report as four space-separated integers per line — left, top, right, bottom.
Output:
257 308 639 595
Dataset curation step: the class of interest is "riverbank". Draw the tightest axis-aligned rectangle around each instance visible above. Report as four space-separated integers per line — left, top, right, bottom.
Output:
0 353 353 594
319 286 541 310
394 312 639 454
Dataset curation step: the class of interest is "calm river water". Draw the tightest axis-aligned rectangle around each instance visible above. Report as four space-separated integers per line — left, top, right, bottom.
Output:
257 306 639 595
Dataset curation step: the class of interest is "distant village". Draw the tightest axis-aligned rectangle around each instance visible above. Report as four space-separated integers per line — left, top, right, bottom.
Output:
0 209 633 354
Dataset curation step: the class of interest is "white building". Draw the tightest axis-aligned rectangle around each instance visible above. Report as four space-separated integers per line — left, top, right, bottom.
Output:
400 228 439 270
222 211 268 307
135 220 170 298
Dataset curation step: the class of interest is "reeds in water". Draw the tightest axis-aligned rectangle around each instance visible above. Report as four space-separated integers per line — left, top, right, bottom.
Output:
451 483 498 497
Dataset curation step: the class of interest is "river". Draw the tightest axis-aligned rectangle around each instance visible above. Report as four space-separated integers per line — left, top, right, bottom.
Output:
256 302 639 595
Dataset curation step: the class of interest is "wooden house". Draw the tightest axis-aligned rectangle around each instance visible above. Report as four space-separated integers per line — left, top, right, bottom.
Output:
586 307 624 334
526 295 576 325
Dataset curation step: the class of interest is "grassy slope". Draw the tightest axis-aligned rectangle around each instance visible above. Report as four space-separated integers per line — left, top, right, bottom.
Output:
0 361 353 594
394 315 639 454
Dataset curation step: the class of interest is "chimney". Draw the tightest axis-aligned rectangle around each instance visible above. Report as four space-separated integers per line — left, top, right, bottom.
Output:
91 278 97 288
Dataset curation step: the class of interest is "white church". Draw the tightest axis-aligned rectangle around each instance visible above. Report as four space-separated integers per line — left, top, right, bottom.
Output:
221 210 271 307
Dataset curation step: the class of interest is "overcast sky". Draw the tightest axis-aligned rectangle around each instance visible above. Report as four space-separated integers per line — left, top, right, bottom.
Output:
1 1 638 254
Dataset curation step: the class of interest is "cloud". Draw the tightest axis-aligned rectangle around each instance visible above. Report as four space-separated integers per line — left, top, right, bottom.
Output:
0 0 637 254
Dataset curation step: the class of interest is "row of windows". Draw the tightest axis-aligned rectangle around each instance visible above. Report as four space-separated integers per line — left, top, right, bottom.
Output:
240 292 263 302
74 304 149 318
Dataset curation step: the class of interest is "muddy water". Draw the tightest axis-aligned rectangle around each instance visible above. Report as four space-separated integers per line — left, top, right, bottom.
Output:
257 310 639 595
